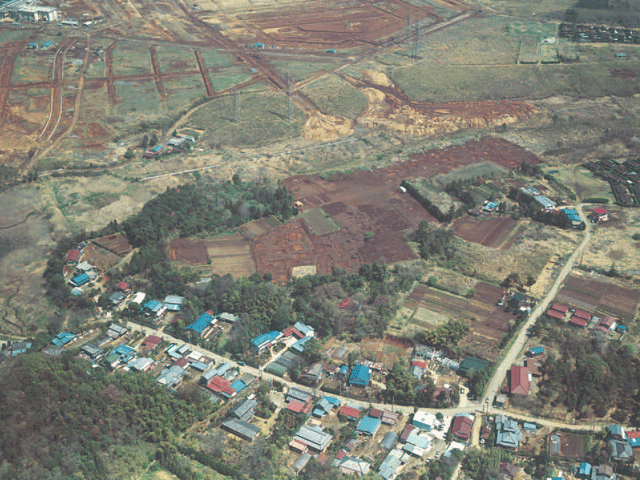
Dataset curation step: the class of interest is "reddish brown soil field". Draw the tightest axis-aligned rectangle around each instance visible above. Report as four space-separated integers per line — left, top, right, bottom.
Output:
452 215 519 248
82 243 123 271
92 233 132 256
610 69 637 79
406 137 540 176
169 237 208 265
555 273 640 323
274 137 539 284
239 0 440 50
87 122 109 138
405 281 514 360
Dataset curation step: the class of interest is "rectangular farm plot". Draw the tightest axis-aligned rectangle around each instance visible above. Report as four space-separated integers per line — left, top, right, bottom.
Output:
114 79 161 115
404 282 514 359
206 234 257 278
111 43 153 76
155 46 198 73
209 70 251 93
302 207 340 235
555 273 640 323
452 215 521 249
10 50 53 84
197 50 235 69
162 75 206 111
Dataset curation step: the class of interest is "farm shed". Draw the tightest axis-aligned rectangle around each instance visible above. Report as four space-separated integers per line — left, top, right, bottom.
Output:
527 346 545 356
293 425 333 453
221 418 260 442
380 432 398 451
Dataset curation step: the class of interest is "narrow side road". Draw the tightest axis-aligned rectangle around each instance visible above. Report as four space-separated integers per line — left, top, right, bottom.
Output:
482 205 592 407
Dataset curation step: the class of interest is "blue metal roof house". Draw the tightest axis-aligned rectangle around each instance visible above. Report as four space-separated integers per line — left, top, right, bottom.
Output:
69 272 90 287
575 462 591 478
495 415 523 450
527 346 544 356
187 312 215 334
357 416 381 436
348 364 371 387
564 208 581 223
6 342 31 357
52 331 76 347
151 145 162 153
112 344 136 364
290 335 312 353
251 330 282 352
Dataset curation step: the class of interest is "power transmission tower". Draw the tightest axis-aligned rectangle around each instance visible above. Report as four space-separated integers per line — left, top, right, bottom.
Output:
406 14 411 45
412 21 419 59
286 73 292 121
233 87 239 122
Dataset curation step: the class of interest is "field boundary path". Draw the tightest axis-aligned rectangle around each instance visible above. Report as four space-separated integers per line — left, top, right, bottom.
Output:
481 204 592 409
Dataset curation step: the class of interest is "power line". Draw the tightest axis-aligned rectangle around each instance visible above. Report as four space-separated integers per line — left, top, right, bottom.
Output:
286 72 292 121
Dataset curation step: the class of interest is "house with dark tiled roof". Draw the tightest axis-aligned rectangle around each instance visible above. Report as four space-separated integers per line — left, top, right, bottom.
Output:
594 315 616 334
499 463 519 480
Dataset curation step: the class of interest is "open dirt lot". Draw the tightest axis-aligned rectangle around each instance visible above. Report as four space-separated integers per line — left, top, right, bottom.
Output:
452 215 522 249
555 271 640 324
202 0 443 50
404 281 515 360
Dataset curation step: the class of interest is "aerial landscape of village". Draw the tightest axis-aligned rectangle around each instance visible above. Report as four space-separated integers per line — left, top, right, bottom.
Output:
2 0 640 477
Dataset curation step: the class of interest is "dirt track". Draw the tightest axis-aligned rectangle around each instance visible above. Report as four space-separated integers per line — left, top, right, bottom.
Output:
194 50 214 96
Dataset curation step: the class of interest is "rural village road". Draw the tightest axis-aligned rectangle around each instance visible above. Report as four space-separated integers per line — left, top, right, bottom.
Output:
127 210 611 438
481 205 591 409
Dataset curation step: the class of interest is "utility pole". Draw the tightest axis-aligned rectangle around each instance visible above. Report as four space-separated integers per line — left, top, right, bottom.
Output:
286 73 292 121
412 21 419 59
406 14 411 46
233 87 239 122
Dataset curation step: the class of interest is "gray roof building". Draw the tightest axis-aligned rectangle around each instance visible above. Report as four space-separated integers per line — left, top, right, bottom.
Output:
221 418 260 442
156 366 184 388
292 452 312 472
232 398 258 422
293 425 333 452
380 431 399 451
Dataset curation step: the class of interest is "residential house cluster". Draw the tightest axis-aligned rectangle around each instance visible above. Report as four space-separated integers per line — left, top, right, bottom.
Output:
585 158 640 206
573 463 616 480
607 425 635 462
547 302 623 335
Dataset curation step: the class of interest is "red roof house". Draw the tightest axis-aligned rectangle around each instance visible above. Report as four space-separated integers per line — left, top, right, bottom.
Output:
552 303 569 313
451 415 474 441
173 357 189 369
206 376 230 393
369 408 383 418
142 335 162 348
547 309 565 320
590 207 609 222
574 310 592 321
287 400 307 414
400 424 417 442
569 316 588 328
65 249 81 265
595 315 615 334
510 366 530 395
339 405 361 420
412 360 428 369
115 281 130 292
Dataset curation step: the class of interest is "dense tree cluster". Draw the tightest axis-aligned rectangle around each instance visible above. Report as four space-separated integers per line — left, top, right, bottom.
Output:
413 222 456 261
123 179 297 248
462 448 512 480
535 324 640 423
0 354 214 479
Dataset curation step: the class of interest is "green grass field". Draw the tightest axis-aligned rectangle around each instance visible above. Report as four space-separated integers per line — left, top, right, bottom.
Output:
548 165 616 202
301 74 367 119
209 70 251 93
114 79 161 116
10 50 52 84
186 89 305 146
197 49 236 69
112 42 153 76
163 74 206 112
392 60 640 102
